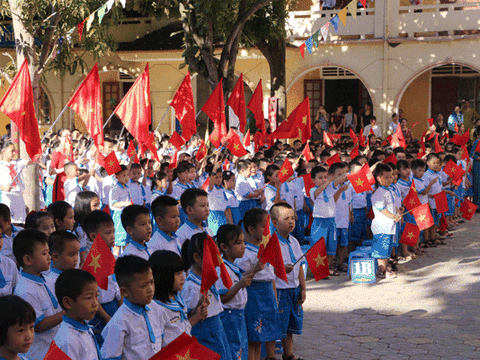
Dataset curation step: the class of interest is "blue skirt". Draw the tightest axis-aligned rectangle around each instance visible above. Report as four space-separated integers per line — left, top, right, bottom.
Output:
208 210 227 236
311 217 336 256
239 199 258 219
230 207 242 226
446 193 455 216
245 281 281 342
191 314 233 360
371 234 393 259
220 309 248 360
111 209 127 246
349 208 367 243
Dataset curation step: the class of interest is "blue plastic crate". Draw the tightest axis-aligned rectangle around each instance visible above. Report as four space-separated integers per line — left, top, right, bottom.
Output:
348 252 376 283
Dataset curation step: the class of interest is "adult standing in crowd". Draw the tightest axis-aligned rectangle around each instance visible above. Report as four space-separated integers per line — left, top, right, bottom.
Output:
361 102 374 129
461 100 480 131
330 105 345 133
447 106 464 137
345 105 357 131
315 105 330 132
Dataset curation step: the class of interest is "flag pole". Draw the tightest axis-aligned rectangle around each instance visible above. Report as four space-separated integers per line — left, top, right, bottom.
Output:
154 106 171 134
41 106 69 142
103 112 116 129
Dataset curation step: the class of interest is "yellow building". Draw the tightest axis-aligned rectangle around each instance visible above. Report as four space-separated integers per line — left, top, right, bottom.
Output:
1 0 479 140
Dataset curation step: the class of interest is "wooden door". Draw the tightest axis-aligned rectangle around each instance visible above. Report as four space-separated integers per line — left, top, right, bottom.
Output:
431 77 458 118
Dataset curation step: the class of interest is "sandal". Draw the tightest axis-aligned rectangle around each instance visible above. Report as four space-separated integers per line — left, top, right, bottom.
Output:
376 270 386 278
385 270 397 279
329 269 340 276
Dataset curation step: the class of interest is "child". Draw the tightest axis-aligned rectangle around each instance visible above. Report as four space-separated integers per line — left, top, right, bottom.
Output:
270 203 306 360
423 154 443 245
74 191 101 262
172 162 194 225
119 205 153 260
216 225 256 360
396 160 417 259
180 233 233 360
176 188 213 246
25 211 56 240
53 269 102 359
207 164 231 234
235 160 264 218
371 164 403 279
0 204 23 263
0 295 36 360
47 201 76 232
264 164 294 211
82 210 122 346
101 255 165 360
46 231 81 284
223 171 242 226
149 250 207 346
0 220 18 295
151 171 168 203
13 229 64 360
348 161 368 252
63 162 92 207
128 163 150 207
149 195 182 255
237 208 280 360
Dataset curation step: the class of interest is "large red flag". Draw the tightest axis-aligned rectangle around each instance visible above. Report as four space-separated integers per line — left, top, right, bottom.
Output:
0 59 41 160
258 232 288 282
82 234 115 290
399 223 420 247
44 340 71 360
271 98 309 140
149 333 220 360
243 129 251 148
362 163 375 186
433 191 449 214
254 130 266 152
278 158 294 183
412 203 434 231
305 237 330 281
248 80 265 135
403 182 422 212
66 63 104 148
202 80 227 144
201 235 232 293
170 73 197 141
168 150 178 170
114 63 151 143
227 74 246 133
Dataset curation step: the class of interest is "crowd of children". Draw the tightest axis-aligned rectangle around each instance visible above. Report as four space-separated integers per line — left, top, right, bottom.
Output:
0 122 478 360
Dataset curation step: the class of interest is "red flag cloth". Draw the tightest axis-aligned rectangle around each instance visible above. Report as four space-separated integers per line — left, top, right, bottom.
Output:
460 199 477 221
325 153 341 167
461 145 470 164
412 203 434 231
305 237 330 281
418 141 426 159
412 122 419 128
427 118 434 127
301 174 315 199
454 122 459 133
127 140 139 164
44 340 72 360
168 150 178 170
67 64 104 149
145 132 160 162
349 128 358 144
148 332 221 360
202 80 227 144
0 59 41 161
243 129 251 148
390 124 406 149
77 20 85 42
227 74 246 133
169 131 185 150
399 223 420 247
383 153 398 165
369 127 375 136
248 80 265 135
258 215 271 258
272 97 310 141
361 163 376 186
434 191 449 214
223 158 230 172
440 214 448 233
226 129 248 157
196 140 207 161
299 43 305 59
367 207 375 220
209 128 222 149
443 160 465 181
403 182 422 212
359 129 367 147
301 144 314 162
359 0 367 7
254 131 266 152
347 167 373 193
103 204 110 215
103 151 122 175
82 233 115 290
170 72 197 141
323 131 333 147
258 232 288 282
278 158 294 183
114 63 151 143
434 134 443 153
201 177 210 191
350 146 359 160
201 236 232 293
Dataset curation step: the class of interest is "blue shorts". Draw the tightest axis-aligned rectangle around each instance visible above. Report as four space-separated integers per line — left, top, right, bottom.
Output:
208 210 227 236
336 228 349 247
220 309 248 360
446 193 455 216
371 234 394 259
311 217 336 256
431 208 439 227
239 199 258 219
349 208 367 243
230 207 242 226
455 185 464 208
277 287 303 338
191 315 233 360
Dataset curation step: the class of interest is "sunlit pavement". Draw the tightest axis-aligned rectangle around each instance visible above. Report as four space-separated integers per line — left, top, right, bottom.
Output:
294 215 480 360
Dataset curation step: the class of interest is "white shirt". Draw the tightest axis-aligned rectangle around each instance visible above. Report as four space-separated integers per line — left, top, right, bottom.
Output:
171 182 190 201
310 182 336 218
207 185 229 211
176 220 213 248
148 230 182 256
0 160 27 223
101 176 115 206
225 189 239 208
128 179 150 206
101 298 165 360
64 178 83 207
292 176 305 211
120 240 151 260
180 271 223 318
0 224 22 263
388 121 399 134
364 124 382 138
275 233 304 289
413 176 428 205
349 185 367 209
109 181 131 210
236 242 276 282
333 183 352 229
264 184 291 212
54 316 100 360
216 259 247 310
396 179 412 200
423 169 442 209
235 175 255 201
371 186 397 235
0 254 18 295
155 295 192 347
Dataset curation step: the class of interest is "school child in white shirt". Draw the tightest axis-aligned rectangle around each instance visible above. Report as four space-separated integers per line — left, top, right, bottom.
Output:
63 162 92 208
172 162 194 226
223 171 242 226
128 163 150 207
45 231 81 286
0 223 18 295
150 172 168 203
109 165 132 255
348 161 368 252
0 204 23 263
13 230 64 360
236 208 280 360
101 255 165 360
264 165 294 212
150 250 207 346
48 201 76 233
207 164 232 234
235 160 264 218
53 269 102 360
0 295 36 360
180 233 233 360
120 205 153 260
74 191 102 263
25 211 56 240
149 195 182 255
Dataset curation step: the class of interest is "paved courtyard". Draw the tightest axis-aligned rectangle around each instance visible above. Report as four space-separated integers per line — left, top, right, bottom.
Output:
294 215 480 360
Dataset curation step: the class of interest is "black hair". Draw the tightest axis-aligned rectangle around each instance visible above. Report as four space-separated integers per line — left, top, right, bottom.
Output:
115 255 152 289
222 170 235 183
264 164 280 183
426 152 440 165
115 165 128 176
48 230 79 254
151 172 167 191
0 295 36 346
373 163 392 184
74 191 100 225
270 202 294 221
216 224 243 253
372 149 385 159
121 205 150 230
236 159 251 173
82 210 114 240
393 147 406 155
149 250 185 303
151 195 178 219
176 161 192 174
25 211 54 230
55 269 97 310
411 159 425 171
242 208 268 235
327 162 344 175
349 160 363 172
180 188 207 211
47 201 73 227
310 165 327 180
443 154 456 164
13 229 48 267
397 159 410 171
130 163 142 170
0 204 10 223
181 232 206 270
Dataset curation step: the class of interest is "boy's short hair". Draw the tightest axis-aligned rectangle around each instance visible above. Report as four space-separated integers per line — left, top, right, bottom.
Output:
151 195 178 219
310 165 327 180
0 203 11 222
121 205 150 230
48 231 79 254
115 165 128 175
0 295 36 346
13 229 48 267
327 162 344 175
236 160 251 173
411 159 425 171
180 188 207 211
426 153 440 163
64 162 77 172
270 202 294 221
393 147 406 155
396 159 410 170
130 163 142 171
115 255 151 289
349 160 363 172
373 163 392 180
176 161 192 174
55 269 97 310
82 210 114 237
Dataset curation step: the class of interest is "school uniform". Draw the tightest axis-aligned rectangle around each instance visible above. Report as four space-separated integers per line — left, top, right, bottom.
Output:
396 178 417 227
348 185 367 244
440 171 455 217
275 233 304 338
64 178 83 207
389 183 402 249
101 176 115 210
423 169 443 226
14 271 62 360
151 189 166 204
236 242 281 343
455 160 467 208
193 172 208 189
100 298 165 360
83 175 101 196
207 185 229 235
0 160 27 223
292 176 307 243
120 239 151 260
54 316 102 360
45 267 63 289
0 224 22 263
180 272 233 360
371 186 397 259
225 189 242 226
217 259 248 360
0 254 18 295
109 181 131 247
236 175 258 218
148 229 182 255
128 179 150 207
155 294 192 347
413 176 428 205
333 182 352 248
176 220 213 248
310 182 337 255
171 182 191 226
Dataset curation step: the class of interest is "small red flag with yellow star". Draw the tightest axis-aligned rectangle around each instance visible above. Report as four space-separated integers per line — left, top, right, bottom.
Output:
412 203 434 231
443 159 464 182
44 340 72 360
103 151 122 175
82 233 115 290
301 143 314 162
201 235 232 294
258 232 288 283
305 237 329 281
383 152 398 165
127 139 139 164
323 131 333 148
145 132 160 162
325 153 341 167
148 332 220 360
169 131 186 150
350 146 359 160
400 222 420 247
278 158 294 183
196 140 207 162
460 199 477 221
258 215 271 258
226 129 248 157
347 166 372 193
433 191 449 214
403 182 422 212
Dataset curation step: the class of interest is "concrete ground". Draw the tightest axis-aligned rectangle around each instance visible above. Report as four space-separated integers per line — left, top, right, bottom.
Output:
293 214 480 360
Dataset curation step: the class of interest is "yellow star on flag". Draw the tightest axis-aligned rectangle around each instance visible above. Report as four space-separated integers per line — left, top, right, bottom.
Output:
89 253 101 273
451 167 456 173
313 254 326 268
467 208 473 213
417 214 426 223
216 253 224 265
407 232 414 239
108 160 114 168
212 135 218 141
21 111 26 116
176 350 197 360
233 143 240 151
302 117 307 125
409 199 416 205
355 178 364 187
260 234 269 249
280 168 288 176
